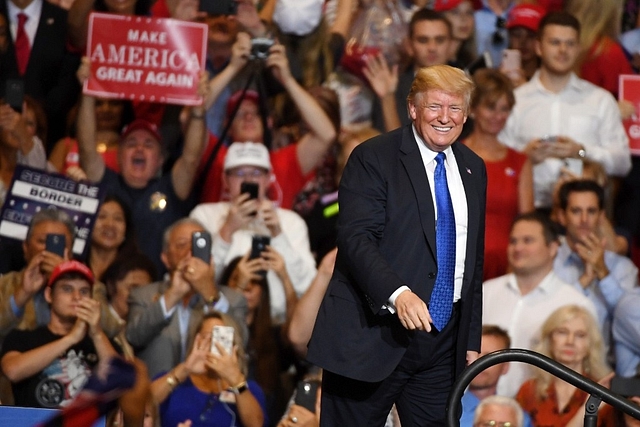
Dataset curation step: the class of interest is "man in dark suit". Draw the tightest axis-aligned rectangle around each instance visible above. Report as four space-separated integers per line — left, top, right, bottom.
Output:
307 64 486 426
0 0 80 148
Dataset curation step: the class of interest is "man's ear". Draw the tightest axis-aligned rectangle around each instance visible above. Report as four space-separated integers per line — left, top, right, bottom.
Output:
500 361 510 375
160 252 170 271
535 39 542 57
44 286 52 304
408 102 418 121
557 209 567 226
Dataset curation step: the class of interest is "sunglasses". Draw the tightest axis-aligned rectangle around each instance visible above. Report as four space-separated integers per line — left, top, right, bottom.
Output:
492 16 507 45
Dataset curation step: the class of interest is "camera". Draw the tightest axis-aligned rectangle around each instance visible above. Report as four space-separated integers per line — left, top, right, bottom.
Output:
250 38 274 61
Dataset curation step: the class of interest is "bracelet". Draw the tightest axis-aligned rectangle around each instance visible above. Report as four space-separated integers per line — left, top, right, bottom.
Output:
229 380 248 395
190 110 205 119
166 372 180 390
205 293 220 305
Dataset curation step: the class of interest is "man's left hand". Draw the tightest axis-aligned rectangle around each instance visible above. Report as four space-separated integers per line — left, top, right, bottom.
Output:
549 136 584 159
181 257 218 302
260 201 282 237
575 232 609 281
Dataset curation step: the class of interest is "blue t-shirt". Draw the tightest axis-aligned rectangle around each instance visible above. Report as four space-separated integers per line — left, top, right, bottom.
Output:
159 376 268 427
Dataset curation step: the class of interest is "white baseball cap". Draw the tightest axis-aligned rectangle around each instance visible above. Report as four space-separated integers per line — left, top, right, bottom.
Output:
224 142 272 171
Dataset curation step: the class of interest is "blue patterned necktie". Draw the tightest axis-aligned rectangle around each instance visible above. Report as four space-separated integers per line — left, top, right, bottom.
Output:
431 152 456 331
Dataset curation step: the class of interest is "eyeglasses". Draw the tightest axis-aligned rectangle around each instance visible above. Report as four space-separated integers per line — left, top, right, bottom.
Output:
492 16 506 45
475 421 515 427
226 168 267 178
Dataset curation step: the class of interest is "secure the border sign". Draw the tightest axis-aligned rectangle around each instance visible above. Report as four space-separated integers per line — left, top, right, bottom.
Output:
84 12 207 105
0 166 106 256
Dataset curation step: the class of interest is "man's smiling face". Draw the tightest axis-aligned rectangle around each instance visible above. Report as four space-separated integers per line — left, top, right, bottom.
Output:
408 89 468 152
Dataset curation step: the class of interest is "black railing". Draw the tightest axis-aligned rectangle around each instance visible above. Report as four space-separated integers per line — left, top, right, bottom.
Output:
446 349 640 426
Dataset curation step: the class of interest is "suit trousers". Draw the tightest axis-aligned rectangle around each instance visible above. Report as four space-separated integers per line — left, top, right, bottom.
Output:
320 303 461 427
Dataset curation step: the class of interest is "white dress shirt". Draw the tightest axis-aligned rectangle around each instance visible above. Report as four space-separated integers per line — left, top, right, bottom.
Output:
7 0 42 45
499 71 631 208
483 270 597 397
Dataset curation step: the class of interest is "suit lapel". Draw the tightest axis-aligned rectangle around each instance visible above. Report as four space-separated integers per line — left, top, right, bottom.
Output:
398 125 437 260
29 2 55 68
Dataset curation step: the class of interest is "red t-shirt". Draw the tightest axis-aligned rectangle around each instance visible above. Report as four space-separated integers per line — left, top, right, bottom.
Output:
580 37 634 97
196 134 313 209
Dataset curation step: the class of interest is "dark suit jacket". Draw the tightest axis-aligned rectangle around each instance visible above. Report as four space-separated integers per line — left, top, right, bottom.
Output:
0 0 80 146
307 124 486 383
125 281 248 378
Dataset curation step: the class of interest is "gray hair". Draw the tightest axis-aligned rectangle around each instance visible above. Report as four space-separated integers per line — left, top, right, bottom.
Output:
162 217 206 253
473 395 524 427
26 208 76 242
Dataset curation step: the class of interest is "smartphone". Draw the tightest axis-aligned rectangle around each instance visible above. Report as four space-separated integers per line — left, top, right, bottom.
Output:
45 233 66 257
199 0 237 15
5 79 24 113
191 231 212 263
240 182 259 200
611 375 640 397
501 49 521 74
211 325 234 356
294 380 320 413
250 235 270 260
563 158 584 177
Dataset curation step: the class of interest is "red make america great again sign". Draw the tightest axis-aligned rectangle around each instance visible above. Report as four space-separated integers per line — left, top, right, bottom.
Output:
85 13 207 105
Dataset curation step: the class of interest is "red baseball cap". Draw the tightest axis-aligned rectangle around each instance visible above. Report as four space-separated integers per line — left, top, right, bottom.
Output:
226 90 260 118
506 4 546 32
432 0 464 12
48 260 95 287
120 119 162 144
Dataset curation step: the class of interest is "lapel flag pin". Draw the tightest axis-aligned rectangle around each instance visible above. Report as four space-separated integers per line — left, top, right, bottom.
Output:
466 168 472 174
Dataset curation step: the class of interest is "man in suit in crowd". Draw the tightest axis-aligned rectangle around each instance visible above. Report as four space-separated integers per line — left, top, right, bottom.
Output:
125 218 247 378
0 0 80 146
307 64 486 426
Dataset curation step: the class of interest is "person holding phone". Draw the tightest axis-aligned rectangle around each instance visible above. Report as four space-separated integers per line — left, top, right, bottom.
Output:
0 260 119 408
150 311 267 427
190 142 316 325
126 218 247 379
220 250 297 420
0 208 121 352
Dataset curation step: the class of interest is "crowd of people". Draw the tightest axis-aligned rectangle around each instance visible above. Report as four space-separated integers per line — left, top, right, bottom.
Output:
1 0 640 426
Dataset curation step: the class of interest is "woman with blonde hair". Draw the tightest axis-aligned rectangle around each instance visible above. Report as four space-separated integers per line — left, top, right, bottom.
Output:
565 0 633 97
151 312 267 427
516 305 616 427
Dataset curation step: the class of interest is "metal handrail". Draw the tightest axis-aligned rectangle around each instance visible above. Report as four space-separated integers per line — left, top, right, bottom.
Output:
446 348 640 426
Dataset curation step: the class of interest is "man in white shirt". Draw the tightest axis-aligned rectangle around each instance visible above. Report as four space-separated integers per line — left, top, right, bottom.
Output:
190 142 316 324
483 211 597 397
499 11 631 209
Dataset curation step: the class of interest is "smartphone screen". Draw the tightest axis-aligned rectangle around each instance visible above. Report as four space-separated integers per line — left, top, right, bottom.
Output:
192 231 212 263
45 233 66 257
5 79 24 113
199 0 237 15
211 325 234 356
240 182 259 200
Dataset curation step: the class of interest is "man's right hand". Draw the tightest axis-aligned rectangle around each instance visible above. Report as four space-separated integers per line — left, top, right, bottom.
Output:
524 138 554 164
68 317 88 344
394 290 432 332
219 193 258 242
164 269 192 310
21 253 46 296
39 250 67 277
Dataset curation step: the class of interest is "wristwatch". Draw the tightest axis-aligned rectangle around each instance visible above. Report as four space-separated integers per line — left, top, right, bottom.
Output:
229 380 249 395
577 146 586 158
